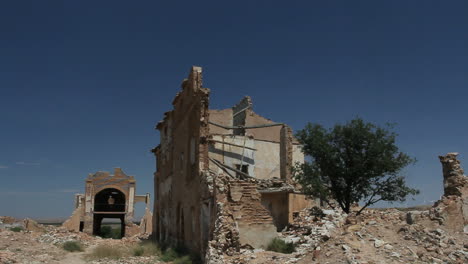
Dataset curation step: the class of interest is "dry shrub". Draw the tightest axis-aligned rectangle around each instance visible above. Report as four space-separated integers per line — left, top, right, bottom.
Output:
88 245 124 260
132 241 161 256
62 241 84 252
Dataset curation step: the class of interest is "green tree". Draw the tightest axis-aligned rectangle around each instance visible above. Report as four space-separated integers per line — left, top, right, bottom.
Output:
294 118 419 214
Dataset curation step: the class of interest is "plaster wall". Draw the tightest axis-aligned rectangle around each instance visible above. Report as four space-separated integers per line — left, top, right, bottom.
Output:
208 135 255 176
292 144 305 165
208 109 232 135
260 192 289 230
254 140 281 179
245 112 281 142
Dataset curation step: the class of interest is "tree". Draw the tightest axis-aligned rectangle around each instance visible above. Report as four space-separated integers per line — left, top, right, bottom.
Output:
294 118 419 215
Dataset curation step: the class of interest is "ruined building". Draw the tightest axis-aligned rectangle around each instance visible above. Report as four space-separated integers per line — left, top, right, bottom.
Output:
62 168 153 238
435 153 468 233
151 66 315 261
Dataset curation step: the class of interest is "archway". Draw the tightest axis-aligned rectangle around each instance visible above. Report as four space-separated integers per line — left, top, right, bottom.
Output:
93 188 126 238
94 188 126 212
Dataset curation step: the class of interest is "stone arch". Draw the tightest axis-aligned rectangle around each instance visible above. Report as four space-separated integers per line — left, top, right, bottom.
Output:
94 188 126 212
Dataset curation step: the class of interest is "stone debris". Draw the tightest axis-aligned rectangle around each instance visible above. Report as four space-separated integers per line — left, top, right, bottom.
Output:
214 204 467 264
0 217 154 264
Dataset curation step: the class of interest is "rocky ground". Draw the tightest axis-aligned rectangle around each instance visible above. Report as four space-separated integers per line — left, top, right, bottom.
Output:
1 206 467 264
0 217 160 264
223 206 467 264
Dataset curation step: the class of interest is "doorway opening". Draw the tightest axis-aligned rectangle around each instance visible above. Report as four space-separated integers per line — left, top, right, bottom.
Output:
94 188 126 212
92 214 125 238
93 188 126 238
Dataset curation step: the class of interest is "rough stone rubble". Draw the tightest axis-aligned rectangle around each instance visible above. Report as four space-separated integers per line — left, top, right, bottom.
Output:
0 216 156 264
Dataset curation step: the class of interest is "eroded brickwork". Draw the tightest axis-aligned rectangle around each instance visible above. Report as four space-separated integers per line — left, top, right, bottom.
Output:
152 66 314 262
433 153 468 233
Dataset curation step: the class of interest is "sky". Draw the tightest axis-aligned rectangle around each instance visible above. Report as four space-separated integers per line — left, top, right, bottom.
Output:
0 1 467 218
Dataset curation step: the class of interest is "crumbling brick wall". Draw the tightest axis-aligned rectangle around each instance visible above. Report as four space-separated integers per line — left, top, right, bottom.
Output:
227 180 277 248
434 153 468 233
439 152 468 197
153 66 211 254
153 66 313 263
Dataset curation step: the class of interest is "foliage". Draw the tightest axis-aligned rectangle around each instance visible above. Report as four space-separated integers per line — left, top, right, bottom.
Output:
294 118 419 214
159 247 196 264
62 241 84 252
266 237 295 254
88 245 123 259
133 246 145 256
9 227 23 232
132 241 161 257
160 248 179 262
174 256 193 264
99 225 121 239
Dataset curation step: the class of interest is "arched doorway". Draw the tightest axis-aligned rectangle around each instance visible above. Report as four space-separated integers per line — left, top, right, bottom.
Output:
93 188 126 238
94 188 126 212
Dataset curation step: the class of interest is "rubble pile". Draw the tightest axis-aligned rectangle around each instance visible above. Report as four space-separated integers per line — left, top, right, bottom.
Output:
217 205 467 264
281 207 346 256
88 256 160 264
0 216 22 230
37 226 95 246
220 206 346 264
0 216 159 264
256 177 296 193
304 208 467 264
0 228 65 264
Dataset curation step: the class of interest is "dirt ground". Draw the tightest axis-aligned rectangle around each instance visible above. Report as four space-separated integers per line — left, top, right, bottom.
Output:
1 207 467 264
0 220 160 264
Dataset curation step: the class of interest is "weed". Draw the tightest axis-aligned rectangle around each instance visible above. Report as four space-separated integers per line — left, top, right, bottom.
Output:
62 241 84 252
88 245 123 259
266 237 295 254
132 241 161 256
133 246 145 256
9 227 23 232
174 255 192 264
160 248 179 262
99 225 121 239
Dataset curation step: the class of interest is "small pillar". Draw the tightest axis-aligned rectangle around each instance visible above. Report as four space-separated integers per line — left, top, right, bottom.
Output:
438 152 467 197
280 125 293 181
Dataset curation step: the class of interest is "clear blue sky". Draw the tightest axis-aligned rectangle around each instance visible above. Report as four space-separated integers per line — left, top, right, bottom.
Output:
0 1 467 218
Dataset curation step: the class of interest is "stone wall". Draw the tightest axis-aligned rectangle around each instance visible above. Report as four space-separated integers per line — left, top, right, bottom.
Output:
439 152 468 197
435 152 468 233
153 66 313 262
153 66 211 254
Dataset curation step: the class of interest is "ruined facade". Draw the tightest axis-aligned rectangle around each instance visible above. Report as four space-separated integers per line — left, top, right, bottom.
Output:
435 153 468 233
152 67 315 261
62 168 152 237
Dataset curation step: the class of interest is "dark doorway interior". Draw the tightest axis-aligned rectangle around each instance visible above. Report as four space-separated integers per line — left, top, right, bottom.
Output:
94 188 126 212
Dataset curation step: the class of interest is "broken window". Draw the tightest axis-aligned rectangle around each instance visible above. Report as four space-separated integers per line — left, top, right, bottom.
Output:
235 164 249 177
233 127 245 136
